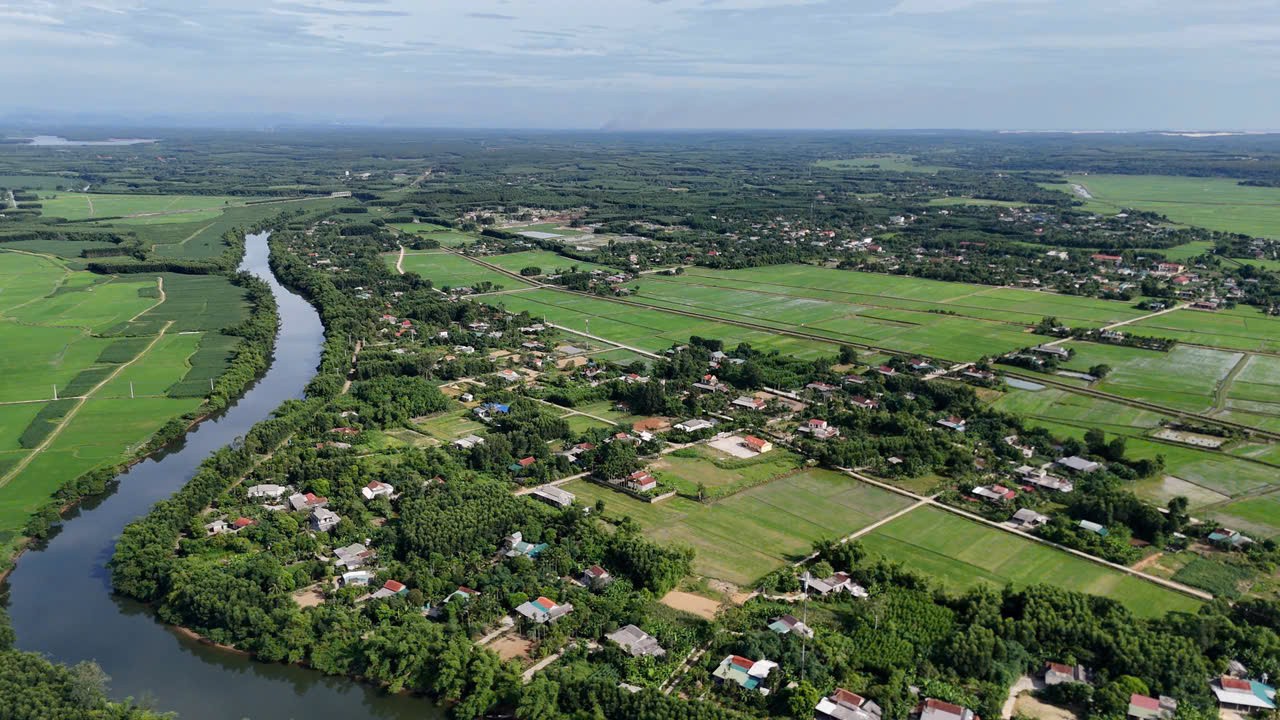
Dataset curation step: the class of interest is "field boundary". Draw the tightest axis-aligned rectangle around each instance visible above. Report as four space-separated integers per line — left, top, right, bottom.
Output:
836 466 1212 602
0 320 175 488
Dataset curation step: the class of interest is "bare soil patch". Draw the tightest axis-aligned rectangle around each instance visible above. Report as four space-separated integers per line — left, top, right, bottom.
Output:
660 590 722 620
489 635 534 662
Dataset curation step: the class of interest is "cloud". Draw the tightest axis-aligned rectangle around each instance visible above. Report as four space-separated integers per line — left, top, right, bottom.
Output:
1 0 1278 129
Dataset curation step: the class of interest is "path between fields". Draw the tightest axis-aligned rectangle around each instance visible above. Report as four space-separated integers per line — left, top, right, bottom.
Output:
0 320 174 488
791 495 934 567
1002 676 1039 719
836 467 1213 602
395 244 405 275
1042 302 1188 348
1210 353 1251 416
128 276 165 323
542 321 661 360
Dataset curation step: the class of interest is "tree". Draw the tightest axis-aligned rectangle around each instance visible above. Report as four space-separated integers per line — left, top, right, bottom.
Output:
839 345 858 364
787 680 823 719
1089 364 1112 378
518 676 562 720
1096 676 1149 717
520 266 542 277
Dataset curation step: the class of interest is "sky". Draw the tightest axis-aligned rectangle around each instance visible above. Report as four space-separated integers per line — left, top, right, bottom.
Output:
3 0 1279 130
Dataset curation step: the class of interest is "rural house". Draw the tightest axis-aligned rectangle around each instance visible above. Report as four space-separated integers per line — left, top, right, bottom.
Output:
530 484 575 509
1210 676 1275 712
712 655 777 695
742 435 773 454
361 480 394 500
515 596 573 624
767 614 814 638
1127 694 1177 720
1043 661 1090 685
915 698 975 720
309 507 340 533
816 689 884 720
605 624 666 658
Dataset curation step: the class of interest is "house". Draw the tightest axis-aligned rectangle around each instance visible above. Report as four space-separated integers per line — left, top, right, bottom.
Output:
232 517 255 531
1210 676 1275 712
474 402 509 420
361 480 394 500
606 624 665 658
1010 508 1050 528
580 565 613 589
807 381 839 395
936 416 967 432
675 418 715 433
427 586 481 618
288 492 328 511
453 434 485 449
503 531 548 558
530 485 575 509
732 396 767 411
916 698 975 720
310 507 340 532
1033 344 1071 359
1025 473 1074 493
1208 528 1254 549
743 435 773 454
508 456 536 473
370 579 409 600
799 418 840 439
972 485 1016 504
694 375 729 392
515 596 574 624
767 614 814 638
1043 662 1090 686
1091 253 1123 266
1078 519 1108 536
205 519 231 536
340 570 374 587
246 483 290 499
816 689 884 720
496 369 523 383
803 571 868 598
877 365 897 377
1156 262 1185 275
909 358 933 372
459 392 474 403
625 470 658 493
333 543 375 569
850 396 880 411
1127 694 1176 720
712 655 777 695
1057 456 1101 473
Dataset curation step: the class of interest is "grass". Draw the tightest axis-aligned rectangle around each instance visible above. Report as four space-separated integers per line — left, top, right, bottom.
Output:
493 288 838 359
0 250 255 541
1206 491 1280 541
395 252 532 290
482 250 605 275
566 414 614 433
651 446 801 496
36 192 240 223
1171 557 1254 598
859 506 1202 617
815 154 950 173
990 387 1280 504
1070 174 1280 239
1060 342 1241 414
414 408 486 441
1125 307 1280 353
563 469 916 586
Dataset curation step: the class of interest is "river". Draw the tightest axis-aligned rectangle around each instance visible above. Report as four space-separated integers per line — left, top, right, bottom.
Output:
3 232 441 719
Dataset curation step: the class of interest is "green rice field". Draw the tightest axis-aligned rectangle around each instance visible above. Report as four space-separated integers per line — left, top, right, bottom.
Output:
0 248 254 544
37 192 240 224
395 251 531 290
562 469 916 585
1125 307 1280 353
859 506 1203 617
492 288 839 359
1071 174 1280 239
482 250 605 275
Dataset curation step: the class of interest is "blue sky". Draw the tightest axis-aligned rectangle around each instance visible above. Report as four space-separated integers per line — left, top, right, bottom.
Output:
3 0 1278 129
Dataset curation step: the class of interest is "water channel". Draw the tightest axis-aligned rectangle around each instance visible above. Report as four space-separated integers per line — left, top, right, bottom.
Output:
4 232 442 719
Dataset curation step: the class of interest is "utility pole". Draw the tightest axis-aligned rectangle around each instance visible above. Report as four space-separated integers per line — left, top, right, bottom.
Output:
800 574 809 682
52 384 57 401
129 381 135 399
